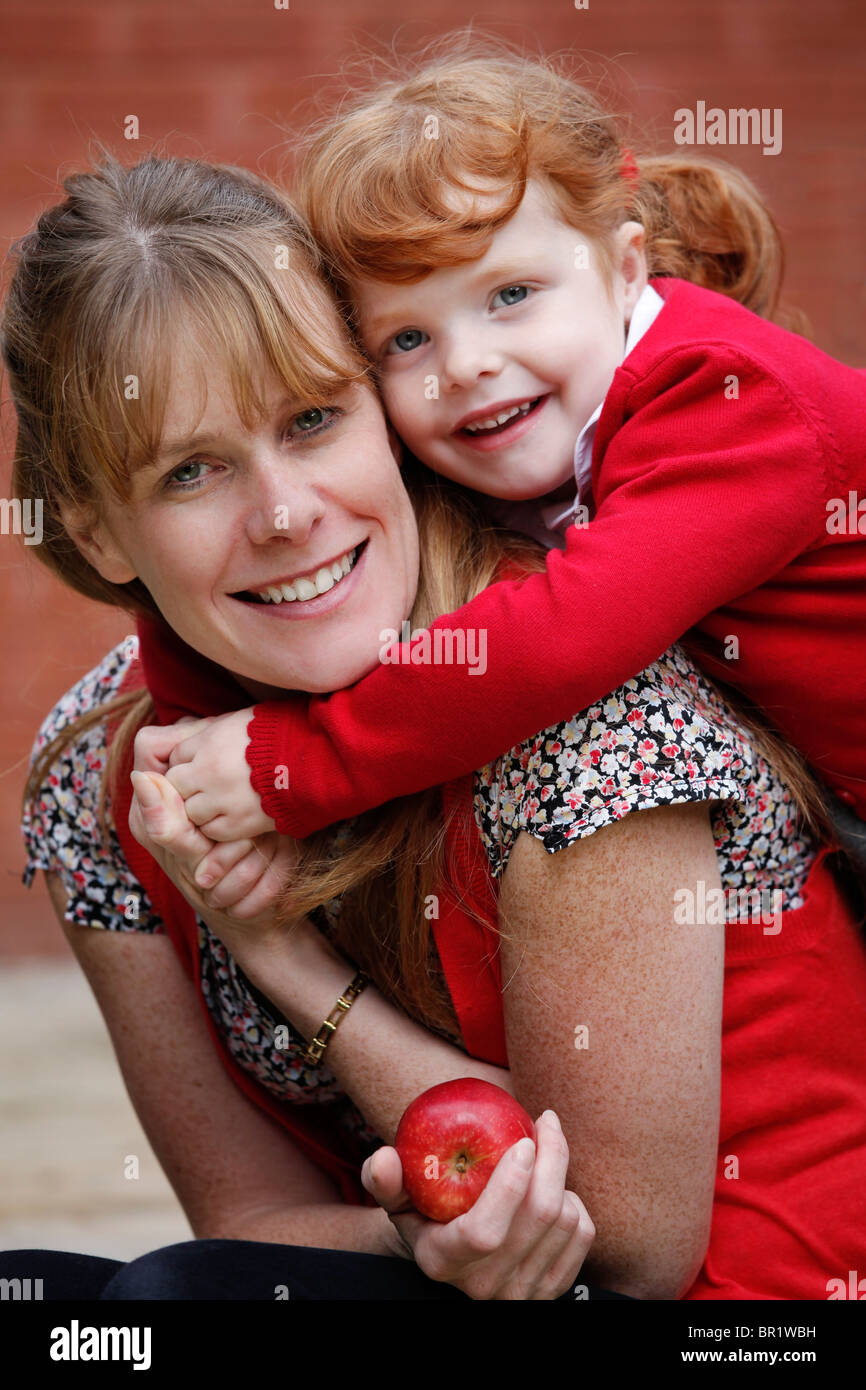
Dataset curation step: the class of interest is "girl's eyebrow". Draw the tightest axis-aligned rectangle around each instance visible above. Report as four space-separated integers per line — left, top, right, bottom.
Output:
363 260 539 337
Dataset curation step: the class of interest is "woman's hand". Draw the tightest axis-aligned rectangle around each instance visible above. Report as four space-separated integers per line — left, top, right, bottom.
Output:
362 1110 595 1300
128 770 299 961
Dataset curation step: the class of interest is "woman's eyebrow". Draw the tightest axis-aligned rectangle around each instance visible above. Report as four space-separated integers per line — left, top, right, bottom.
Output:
154 431 217 462
132 431 216 478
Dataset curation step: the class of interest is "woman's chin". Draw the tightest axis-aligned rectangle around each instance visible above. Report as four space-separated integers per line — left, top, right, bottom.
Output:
234 651 385 700
306 653 383 692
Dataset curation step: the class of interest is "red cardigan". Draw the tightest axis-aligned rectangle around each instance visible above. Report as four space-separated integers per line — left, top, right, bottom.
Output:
245 276 866 835
109 619 506 1208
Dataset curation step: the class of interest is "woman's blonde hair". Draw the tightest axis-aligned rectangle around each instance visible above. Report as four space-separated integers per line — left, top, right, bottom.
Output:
6 151 833 1044
294 31 807 336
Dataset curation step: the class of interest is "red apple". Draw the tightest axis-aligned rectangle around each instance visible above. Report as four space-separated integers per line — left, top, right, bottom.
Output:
394 1079 537 1222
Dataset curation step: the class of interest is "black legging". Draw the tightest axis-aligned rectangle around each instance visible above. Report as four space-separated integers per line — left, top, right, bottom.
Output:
0 1242 633 1300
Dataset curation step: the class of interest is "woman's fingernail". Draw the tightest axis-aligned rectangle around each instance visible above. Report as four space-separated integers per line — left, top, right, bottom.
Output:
543 1109 562 1131
130 771 162 809
196 871 215 888
511 1137 536 1169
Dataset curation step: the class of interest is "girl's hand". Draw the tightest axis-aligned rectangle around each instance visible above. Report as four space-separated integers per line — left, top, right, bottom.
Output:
144 707 277 843
128 770 298 959
362 1110 594 1300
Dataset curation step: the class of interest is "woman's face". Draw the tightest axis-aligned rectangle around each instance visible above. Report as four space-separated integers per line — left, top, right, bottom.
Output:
71 340 420 698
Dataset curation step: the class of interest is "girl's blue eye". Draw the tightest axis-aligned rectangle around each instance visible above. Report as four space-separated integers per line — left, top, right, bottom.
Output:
386 328 429 356
492 285 529 308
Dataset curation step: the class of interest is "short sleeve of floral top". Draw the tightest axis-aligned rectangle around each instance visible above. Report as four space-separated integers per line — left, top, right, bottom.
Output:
20 640 382 1155
22 638 818 1148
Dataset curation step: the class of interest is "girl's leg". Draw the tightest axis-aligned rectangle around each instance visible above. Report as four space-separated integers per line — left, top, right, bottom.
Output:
0 1248 125 1300
99 1239 633 1301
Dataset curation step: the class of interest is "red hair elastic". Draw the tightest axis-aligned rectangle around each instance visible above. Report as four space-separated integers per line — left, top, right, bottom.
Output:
620 147 640 185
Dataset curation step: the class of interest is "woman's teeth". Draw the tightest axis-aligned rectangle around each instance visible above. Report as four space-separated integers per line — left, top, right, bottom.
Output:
250 547 358 604
464 398 537 434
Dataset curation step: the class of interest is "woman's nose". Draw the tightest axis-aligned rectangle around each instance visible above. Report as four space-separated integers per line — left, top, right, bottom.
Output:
242 454 327 546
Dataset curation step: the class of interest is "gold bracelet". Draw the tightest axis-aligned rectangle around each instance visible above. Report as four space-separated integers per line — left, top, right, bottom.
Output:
302 970 370 1069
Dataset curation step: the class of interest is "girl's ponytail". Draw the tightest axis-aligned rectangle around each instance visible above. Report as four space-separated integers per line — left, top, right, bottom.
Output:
632 154 810 335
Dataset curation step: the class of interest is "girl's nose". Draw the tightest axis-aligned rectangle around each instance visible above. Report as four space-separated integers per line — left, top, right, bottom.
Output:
440 330 504 391
243 452 327 546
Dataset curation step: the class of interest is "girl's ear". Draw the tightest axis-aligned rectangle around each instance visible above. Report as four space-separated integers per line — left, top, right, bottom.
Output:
58 499 138 584
615 220 649 321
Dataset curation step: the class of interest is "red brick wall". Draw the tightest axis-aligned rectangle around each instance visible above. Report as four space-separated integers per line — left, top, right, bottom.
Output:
2 0 864 953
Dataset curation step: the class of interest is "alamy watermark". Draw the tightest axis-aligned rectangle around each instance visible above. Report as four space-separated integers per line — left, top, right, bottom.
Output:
1 497 42 545
674 101 782 156
379 620 487 676
826 491 865 534
673 880 783 935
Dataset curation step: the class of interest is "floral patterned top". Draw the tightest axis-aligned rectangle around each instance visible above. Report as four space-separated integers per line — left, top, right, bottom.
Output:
21 638 818 1151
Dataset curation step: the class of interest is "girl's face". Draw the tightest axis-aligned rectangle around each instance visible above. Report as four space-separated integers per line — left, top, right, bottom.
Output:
352 179 648 502
66 343 420 698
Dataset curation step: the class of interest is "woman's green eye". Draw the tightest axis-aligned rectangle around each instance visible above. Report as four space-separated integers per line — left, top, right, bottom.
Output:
173 460 206 485
288 405 341 439
292 407 327 432
387 328 428 355
492 285 529 308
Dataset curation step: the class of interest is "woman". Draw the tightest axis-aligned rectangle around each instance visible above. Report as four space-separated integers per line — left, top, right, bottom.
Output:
7 154 866 1300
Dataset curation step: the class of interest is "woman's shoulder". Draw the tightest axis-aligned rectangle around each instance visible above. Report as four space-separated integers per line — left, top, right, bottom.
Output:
473 643 817 906
21 635 163 935
29 637 138 752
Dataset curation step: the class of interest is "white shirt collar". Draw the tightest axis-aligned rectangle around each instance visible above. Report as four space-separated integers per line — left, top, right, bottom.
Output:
537 282 666 532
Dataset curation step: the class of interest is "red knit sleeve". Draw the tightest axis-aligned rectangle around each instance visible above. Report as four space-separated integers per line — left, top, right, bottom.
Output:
246 346 832 838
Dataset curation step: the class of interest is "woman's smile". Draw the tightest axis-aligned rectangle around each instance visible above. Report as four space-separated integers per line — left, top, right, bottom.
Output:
230 538 369 620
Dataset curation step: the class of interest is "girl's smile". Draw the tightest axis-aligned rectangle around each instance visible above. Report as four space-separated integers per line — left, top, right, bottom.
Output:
453 393 550 451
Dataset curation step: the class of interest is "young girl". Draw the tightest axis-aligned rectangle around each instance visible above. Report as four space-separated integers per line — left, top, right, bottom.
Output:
136 40 866 882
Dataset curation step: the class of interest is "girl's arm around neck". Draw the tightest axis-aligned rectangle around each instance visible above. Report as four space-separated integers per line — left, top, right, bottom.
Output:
249 351 830 838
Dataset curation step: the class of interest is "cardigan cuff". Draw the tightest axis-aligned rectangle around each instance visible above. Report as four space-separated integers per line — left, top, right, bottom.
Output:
246 702 306 837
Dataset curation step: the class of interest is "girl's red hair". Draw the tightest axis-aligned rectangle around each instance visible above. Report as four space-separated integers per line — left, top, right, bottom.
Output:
295 32 806 333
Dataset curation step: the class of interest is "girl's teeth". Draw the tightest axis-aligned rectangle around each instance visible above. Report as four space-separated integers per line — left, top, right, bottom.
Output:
465 400 534 433
252 547 358 604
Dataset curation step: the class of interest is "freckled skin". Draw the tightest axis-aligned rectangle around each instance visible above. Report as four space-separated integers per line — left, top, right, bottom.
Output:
498 801 725 1300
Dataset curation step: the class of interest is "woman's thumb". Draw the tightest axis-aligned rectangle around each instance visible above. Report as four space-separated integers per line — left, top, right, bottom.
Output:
130 770 165 810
